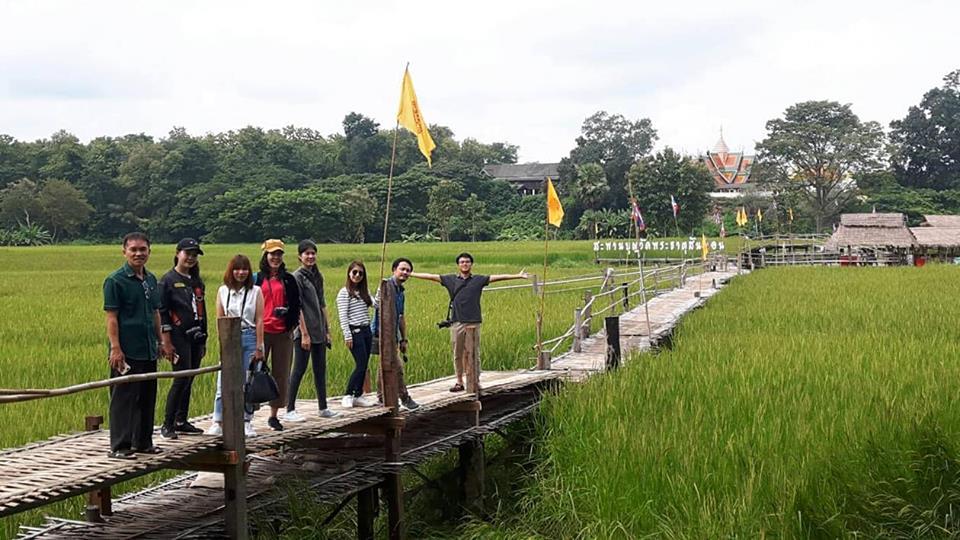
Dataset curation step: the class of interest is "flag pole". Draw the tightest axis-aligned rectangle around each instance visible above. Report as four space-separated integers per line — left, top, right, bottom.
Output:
378 63 408 284
536 178 549 358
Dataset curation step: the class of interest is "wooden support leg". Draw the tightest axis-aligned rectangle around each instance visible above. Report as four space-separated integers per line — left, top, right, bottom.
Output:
84 415 111 521
458 439 485 515
218 317 248 540
605 317 621 371
357 486 376 540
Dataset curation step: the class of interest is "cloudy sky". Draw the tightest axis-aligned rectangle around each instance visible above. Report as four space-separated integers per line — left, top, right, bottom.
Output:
0 0 957 162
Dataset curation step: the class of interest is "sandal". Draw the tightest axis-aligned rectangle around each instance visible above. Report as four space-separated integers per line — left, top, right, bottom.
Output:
449 383 465 392
134 446 163 455
107 449 137 460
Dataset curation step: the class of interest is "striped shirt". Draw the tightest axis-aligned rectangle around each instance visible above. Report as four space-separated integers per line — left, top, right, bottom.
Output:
336 287 371 341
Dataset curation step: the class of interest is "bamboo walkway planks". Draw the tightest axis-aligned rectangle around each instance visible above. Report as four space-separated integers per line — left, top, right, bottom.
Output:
549 269 741 376
0 369 558 519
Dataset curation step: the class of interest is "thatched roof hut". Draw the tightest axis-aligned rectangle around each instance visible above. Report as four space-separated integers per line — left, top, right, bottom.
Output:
824 213 916 252
910 227 960 249
920 214 960 228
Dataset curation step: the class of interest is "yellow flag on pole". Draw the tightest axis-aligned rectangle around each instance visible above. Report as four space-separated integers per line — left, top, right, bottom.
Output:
397 67 436 166
756 208 763 223
701 233 709 261
788 207 794 223
546 177 564 227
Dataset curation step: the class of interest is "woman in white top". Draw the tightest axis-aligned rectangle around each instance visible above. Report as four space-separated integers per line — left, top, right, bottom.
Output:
207 254 265 437
336 260 376 408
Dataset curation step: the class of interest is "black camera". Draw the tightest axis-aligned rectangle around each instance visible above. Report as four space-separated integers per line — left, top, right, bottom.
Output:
273 306 289 317
184 326 207 342
436 320 452 329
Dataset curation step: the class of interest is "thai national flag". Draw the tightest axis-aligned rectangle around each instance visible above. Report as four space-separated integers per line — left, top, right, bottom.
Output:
671 195 679 218
631 201 645 231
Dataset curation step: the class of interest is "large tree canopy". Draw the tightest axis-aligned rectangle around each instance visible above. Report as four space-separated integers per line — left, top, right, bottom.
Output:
754 101 884 232
627 148 714 236
889 70 960 191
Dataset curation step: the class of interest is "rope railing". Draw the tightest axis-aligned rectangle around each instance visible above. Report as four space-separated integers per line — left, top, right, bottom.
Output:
0 365 222 404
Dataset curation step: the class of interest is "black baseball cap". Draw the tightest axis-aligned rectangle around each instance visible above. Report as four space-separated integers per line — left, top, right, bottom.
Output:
176 237 204 255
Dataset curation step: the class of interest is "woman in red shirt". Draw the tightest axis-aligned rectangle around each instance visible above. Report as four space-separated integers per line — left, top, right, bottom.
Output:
254 239 301 431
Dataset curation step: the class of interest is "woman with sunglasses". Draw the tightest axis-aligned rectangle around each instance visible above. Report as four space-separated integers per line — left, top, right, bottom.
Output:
336 260 376 408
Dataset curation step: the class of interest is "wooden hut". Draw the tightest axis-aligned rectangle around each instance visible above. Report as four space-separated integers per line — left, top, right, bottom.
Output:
823 213 915 264
910 214 960 261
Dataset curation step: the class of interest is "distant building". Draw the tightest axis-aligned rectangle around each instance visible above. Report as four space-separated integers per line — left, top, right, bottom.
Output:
911 214 960 260
482 163 560 195
702 133 754 194
824 213 916 256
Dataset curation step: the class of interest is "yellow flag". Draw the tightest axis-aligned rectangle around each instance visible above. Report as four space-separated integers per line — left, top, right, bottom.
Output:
397 67 436 166
701 233 709 261
546 177 564 227
756 208 763 223
788 207 794 223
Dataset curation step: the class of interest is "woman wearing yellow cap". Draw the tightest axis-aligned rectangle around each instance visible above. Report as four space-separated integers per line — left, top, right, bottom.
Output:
254 239 301 431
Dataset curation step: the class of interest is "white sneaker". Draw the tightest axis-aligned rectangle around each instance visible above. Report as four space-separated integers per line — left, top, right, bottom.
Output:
319 409 339 418
355 396 378 407
204 423 222 436
244 421 257 438
341 395 355 408
282 410 306 423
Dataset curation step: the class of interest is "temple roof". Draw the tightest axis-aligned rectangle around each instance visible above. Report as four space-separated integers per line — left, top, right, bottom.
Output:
482 163 559 182
712 135 730 156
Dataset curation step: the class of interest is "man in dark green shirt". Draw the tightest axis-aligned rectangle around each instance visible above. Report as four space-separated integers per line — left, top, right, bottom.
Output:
103 232 173 459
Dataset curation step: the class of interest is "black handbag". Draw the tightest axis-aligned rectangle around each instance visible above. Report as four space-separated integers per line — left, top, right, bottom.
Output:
244 360 279 413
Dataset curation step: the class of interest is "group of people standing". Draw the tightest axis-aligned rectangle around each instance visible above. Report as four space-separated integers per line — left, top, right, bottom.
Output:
102 233 528 459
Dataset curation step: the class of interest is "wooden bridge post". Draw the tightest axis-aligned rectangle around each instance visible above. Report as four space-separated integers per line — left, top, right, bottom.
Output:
605 317 621 371
357 486 377 540
377 281 405 540
458 438 485 515
621 282 629 310
581 291 592 339
84 415 111 522
218 316 248 540
537 351 551 370
572 308 582 352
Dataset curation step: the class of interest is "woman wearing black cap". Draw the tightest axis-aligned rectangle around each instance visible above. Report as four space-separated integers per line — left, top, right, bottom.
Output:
158 238 208 439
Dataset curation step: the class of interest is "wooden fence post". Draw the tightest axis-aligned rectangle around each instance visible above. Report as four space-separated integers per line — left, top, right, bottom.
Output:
378 281 405 540
605 317 621 371
621 283 629 310
217 316 248 540
572 308 582 352
537 351 551 370
357 487 377 540
581 292 592 339
84 415 111 522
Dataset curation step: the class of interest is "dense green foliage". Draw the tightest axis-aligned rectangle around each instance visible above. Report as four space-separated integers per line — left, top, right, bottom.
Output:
468 266 960 538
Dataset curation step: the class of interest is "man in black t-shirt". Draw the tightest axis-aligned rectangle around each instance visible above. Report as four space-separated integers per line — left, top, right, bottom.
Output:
411 252 529 392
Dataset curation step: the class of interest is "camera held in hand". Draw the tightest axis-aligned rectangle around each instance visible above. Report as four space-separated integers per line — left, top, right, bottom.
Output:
436 319 452 329
273 306 289 317
184 326 207 342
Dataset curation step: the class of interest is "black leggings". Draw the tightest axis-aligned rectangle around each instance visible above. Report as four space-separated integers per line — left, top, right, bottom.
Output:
289 341 328 410
164 331 205 426
345 325 371 397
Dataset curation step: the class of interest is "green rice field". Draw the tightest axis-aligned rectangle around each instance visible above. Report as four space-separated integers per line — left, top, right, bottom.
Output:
469 265 960 538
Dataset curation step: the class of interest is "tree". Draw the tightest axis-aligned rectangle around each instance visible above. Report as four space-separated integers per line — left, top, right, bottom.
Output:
339 186 378 243
427 179 463 242
453 193 489 241
574 163 610 210
561 111 657 207
627 148 714 235
754 101 884 233
889 70 960 190
38 179 93 239
0 179 42 227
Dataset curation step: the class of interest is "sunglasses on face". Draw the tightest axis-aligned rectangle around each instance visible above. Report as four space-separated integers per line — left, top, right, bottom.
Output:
350 270 365 276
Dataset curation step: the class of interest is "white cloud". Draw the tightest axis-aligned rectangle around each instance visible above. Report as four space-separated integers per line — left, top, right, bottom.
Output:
0 0 957 161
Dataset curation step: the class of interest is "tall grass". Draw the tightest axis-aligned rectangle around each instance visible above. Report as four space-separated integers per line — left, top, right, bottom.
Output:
469 266 960 538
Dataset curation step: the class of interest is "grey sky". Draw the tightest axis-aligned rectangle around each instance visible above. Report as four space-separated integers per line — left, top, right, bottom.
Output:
1 0 957 162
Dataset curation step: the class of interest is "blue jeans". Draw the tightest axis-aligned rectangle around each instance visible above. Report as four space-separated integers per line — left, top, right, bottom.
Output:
345 325 372 397
213 327 255 422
